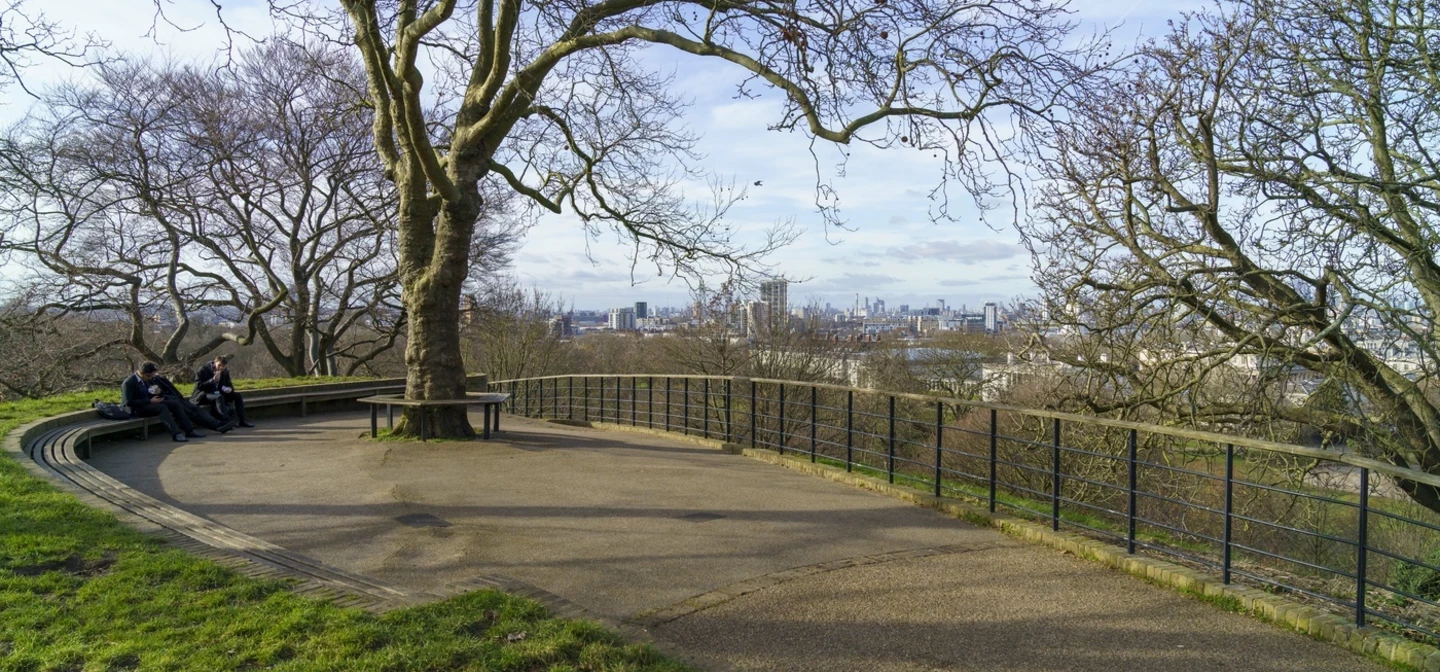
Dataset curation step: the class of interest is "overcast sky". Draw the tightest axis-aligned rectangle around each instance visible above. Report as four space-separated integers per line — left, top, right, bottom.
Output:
3 0 1203 311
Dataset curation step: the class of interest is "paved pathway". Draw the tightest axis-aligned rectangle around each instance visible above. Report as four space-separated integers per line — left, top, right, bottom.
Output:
88 413 1384 672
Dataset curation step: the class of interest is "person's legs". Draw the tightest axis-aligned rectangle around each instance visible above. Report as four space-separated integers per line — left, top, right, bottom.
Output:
224 392 250 426
136 402 184 437
202 396 230 422
180 399 226 431
160 399 199 434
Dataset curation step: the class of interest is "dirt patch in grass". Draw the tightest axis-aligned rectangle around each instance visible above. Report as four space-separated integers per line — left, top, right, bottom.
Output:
10 553 116 578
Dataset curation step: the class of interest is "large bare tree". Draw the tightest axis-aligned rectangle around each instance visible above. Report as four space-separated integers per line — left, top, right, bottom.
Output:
1022 0 1440 513
244 0 1091 437
0 40 519 376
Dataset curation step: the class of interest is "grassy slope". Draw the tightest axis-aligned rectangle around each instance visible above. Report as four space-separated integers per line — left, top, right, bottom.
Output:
0 379 691 672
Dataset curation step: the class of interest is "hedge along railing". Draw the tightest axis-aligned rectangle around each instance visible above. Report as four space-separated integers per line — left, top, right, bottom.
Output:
490 374 1440 642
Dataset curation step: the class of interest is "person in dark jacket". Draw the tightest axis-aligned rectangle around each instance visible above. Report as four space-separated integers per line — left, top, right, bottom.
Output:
194 355 253 427
122 362 234 442
122 362 193 442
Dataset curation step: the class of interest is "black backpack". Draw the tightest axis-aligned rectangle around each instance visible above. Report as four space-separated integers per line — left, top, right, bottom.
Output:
93 400 132 421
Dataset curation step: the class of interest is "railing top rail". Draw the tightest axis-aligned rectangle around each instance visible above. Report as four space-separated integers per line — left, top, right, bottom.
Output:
488 373 1439 489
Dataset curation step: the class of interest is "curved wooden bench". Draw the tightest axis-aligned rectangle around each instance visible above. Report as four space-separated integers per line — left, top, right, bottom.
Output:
9 376 489 612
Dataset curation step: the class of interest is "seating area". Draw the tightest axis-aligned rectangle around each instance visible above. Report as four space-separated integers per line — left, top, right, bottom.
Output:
10 376 490 613
22 413 412 610
359 392 511 440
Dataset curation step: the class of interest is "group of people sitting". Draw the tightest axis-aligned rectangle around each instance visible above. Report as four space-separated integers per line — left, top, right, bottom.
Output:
121 356 255 443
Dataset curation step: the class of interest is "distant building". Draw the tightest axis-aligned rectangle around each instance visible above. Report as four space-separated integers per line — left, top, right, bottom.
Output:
608 307 636 331
760 279 788 326
984 302 999 333
547 312 573 338
635 301 648 319
744 300 767 338
636 317 670 331
461 294 482 329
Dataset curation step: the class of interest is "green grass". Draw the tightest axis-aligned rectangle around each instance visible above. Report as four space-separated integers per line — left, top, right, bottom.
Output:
1 379 693 672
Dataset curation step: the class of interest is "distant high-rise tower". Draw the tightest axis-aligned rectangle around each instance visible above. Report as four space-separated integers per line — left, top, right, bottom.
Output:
635 301 648 319
984 302 999 333
760 279 789 325
608 307 636 331
744 300 766 338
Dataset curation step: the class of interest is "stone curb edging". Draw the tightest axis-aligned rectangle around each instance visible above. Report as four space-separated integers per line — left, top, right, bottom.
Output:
3 382 423 613
568 418 1433 672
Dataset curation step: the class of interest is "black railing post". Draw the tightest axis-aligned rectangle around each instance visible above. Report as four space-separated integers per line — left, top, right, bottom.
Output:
725 379 733 443
934 402 943 497
648 376 654 428
683 377 691 435
750 380 757 449
988 409 998 513
568 377 574 419
616 376 622 423
1127 428 1138 554
1357 467 1370 627
553 378 558 418
810 386 818 462
1051 417 1061 532
583 377 589 421
632 377 638 425
599 375 606 423
1223 443 1234 584
778 383 786 455
846 390 854 472
704 378 710 439
510 381 516 413
887 395 896 484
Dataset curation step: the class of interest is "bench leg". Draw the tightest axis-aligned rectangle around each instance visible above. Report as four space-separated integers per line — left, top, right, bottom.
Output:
420 411 427 442
483 405 491 440
370 405 378 438
301 398 308 417
387 405 394 429
141 423 148 440
493 405 501 433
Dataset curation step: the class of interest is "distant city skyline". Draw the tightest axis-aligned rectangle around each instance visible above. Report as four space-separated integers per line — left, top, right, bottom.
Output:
566 291 1015 314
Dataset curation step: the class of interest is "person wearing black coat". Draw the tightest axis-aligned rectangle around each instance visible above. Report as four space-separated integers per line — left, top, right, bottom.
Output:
122 363 191 442
194 356 253 427
123 362 234 441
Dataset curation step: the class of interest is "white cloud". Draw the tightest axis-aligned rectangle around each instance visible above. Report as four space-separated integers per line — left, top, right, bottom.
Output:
885 240 1025 264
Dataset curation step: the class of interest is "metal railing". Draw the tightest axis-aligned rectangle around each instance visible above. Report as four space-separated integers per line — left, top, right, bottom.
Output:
490 374 1440 642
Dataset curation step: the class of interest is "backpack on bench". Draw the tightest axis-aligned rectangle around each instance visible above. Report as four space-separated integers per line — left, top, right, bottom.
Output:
93 401 132 421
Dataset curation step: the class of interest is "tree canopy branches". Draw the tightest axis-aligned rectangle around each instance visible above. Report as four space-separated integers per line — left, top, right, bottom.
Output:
1022 0 1440 513
0 38 520 375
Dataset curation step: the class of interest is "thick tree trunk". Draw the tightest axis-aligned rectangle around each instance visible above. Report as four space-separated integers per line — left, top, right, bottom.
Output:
393 190 481 438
